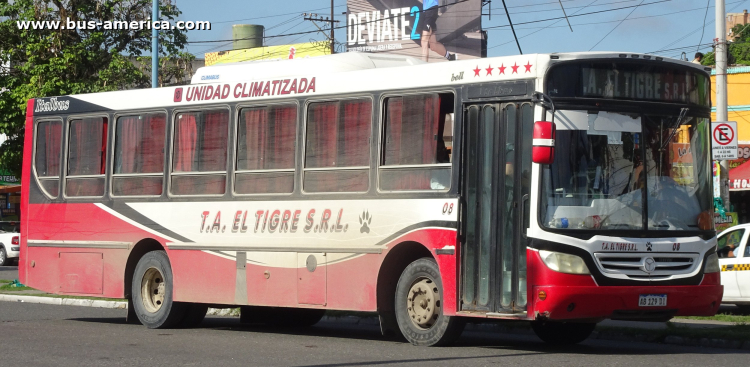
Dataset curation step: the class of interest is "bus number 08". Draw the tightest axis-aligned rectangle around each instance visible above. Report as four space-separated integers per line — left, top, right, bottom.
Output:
442 203 454 215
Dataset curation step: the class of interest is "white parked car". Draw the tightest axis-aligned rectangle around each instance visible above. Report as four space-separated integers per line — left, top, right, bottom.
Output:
717 223 750 310
0 228 19 266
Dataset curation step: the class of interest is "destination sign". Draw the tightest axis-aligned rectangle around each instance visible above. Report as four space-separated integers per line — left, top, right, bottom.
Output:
546 61 710 107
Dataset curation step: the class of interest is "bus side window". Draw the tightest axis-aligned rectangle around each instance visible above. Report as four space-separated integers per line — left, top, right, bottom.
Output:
303 99 371 193
66 116 108 197
379 93 454 191
235 104 296 194
112 113 166 196
35 120 63 198
171 109 229 196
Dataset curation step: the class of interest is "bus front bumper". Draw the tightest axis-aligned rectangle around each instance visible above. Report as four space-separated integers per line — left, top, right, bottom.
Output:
531 273 723 321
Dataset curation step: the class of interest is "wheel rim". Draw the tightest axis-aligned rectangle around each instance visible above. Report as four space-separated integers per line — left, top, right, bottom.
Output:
406 277 440 329
0 249 5 264
140 267 166 313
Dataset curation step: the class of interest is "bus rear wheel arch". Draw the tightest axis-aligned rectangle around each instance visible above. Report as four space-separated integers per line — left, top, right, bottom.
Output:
394 257 465 346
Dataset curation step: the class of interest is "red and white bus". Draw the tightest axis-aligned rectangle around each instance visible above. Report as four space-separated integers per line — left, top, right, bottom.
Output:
20 51 722 346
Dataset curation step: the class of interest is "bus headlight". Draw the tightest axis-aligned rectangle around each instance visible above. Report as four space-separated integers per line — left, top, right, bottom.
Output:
704 253 720 273
539 250 591 275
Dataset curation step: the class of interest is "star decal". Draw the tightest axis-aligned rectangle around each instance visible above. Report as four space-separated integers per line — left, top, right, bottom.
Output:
511 62 519 74
524 61 533 73
485 64 493 76
473 65 481 77
498 64 506 74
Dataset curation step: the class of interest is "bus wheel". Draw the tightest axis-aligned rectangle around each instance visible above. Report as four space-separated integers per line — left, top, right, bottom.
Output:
531 321 596 345
179 303 209 328
395 258 465 346
131 251 186 328
0 247 7 266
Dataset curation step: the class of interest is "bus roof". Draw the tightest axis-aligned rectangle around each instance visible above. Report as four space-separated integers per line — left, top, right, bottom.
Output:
29 52 711 116
191 52 426 84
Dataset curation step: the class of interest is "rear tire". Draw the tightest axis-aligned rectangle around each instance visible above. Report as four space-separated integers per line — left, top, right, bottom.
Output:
531 321 596 345
131 251 186 328
395 258 465 346
0 247 7 266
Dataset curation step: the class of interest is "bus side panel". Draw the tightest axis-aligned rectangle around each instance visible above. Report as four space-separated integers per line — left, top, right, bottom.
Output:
170 249 245 305
245 253 300 307
24 203 167 298
19 99 35 285
168 227 458 313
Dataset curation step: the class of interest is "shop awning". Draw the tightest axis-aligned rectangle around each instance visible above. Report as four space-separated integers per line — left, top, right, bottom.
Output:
730 159 750 191
0 185 20 194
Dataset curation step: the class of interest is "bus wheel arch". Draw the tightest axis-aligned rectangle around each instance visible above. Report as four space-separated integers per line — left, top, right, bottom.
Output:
376 241 433 337
123 238 165 300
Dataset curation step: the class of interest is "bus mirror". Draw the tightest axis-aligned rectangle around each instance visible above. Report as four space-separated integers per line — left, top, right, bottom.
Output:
532 121 556 164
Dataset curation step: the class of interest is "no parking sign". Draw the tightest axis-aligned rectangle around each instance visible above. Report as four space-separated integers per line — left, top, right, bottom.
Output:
711 121 738 160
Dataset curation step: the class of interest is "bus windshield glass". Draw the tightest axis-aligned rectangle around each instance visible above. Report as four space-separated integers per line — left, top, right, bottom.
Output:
541 110 712 231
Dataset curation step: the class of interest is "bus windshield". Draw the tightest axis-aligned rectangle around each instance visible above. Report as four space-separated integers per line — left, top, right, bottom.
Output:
541 110 712 231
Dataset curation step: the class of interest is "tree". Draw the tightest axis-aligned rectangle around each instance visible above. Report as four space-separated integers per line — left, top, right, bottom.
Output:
0 0 194 176
701 24 750 66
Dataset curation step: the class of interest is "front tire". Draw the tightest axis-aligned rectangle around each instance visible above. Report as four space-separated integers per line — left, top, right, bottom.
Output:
131 251 186 328
531 321 596 345
395 258 465 346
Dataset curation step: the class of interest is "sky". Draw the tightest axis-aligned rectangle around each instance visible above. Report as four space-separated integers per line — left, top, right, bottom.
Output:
176 0 748 60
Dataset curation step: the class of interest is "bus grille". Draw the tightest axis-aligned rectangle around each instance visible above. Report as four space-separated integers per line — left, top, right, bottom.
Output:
593 252 700 278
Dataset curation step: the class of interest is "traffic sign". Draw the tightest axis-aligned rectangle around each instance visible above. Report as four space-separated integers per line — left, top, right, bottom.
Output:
712 121 738 160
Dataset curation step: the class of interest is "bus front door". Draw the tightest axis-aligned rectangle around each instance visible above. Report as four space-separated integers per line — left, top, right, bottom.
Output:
461 102 533 315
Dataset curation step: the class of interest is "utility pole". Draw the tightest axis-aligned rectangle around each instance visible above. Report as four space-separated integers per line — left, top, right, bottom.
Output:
152 0 159 88
303 13 340 54
716 0 730 211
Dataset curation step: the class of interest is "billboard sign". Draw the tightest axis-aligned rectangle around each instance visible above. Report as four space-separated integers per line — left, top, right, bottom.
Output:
346 0 483 62
0 169 18 186
205 41 331 66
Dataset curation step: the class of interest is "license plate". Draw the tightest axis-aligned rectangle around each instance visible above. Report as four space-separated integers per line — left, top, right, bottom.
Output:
639 294 667 307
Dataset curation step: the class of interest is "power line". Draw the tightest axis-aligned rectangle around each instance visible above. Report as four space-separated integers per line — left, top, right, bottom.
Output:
186 0 473 44
186 0 675 45
501 0 523 54
697 0 711 53
482 0 673 30
589 0 646 51
488 0 600 51
502 1 743 31
655 0 748 52
649 42 714 54
210 5 345 25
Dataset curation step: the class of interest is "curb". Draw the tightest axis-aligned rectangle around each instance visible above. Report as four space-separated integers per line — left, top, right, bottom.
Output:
0 293 232 315
2 293 749 350
0 294 127 309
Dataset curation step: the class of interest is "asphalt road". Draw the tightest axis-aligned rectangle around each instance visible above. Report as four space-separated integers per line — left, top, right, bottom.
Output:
0 264 18 281
0 301 747 366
